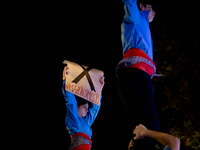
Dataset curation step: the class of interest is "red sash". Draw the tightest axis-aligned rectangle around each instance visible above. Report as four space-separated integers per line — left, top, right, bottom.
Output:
73 144 91 150
71 133 92 150
123 48 156 76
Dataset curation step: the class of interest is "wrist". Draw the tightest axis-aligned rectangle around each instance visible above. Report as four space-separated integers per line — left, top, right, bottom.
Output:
143 129 150 137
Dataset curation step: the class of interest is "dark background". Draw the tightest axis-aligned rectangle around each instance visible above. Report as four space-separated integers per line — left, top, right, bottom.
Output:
18 0 200 149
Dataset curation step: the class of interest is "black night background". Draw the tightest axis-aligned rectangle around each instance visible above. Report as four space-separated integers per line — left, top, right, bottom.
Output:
18 1 200 150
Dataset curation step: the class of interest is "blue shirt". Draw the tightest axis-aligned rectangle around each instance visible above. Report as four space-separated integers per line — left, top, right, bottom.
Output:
62 81 101 139
121 0 153 60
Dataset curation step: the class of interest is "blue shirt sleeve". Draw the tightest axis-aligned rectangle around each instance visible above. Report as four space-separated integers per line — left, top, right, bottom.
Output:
163 147 172 150
122 0 140 23
84 95 102 126
62 80 102 125
62 81 79 119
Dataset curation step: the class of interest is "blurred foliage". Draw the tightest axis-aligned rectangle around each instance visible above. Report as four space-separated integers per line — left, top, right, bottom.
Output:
152 24 200 150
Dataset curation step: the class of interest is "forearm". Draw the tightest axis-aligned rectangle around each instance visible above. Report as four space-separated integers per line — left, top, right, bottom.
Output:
122 0 140 23
86 95 102 125
62 81 79 119
62 81 76 105
122 0 137 4
144 130 180 150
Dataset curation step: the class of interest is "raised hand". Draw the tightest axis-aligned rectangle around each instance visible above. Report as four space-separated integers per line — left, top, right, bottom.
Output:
63 66 69 80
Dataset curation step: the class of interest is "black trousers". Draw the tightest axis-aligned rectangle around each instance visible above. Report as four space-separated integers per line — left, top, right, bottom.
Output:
117 67 160 149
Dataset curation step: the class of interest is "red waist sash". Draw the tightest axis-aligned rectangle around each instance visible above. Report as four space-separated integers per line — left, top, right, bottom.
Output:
123 48 156 76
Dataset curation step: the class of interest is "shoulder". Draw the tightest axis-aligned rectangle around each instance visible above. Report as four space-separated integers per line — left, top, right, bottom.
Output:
140 10 150 22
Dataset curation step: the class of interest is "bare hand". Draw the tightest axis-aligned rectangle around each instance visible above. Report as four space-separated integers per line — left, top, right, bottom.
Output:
99 76 105 91
128 140 134 150
63 66 69 80
133 124 147 140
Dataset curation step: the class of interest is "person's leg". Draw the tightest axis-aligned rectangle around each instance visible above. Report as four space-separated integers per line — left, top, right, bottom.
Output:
117 67 160 149
118 67 159 129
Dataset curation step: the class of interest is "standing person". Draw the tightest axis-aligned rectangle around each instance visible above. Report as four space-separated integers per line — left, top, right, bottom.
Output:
117 0 160 149
62 66 105 150
128 124 180 150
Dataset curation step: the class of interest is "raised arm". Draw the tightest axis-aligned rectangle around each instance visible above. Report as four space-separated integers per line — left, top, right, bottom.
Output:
122 0 140 23
62 66 79 119
133 124 180 150
85 76 105 125
84 96 102 126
